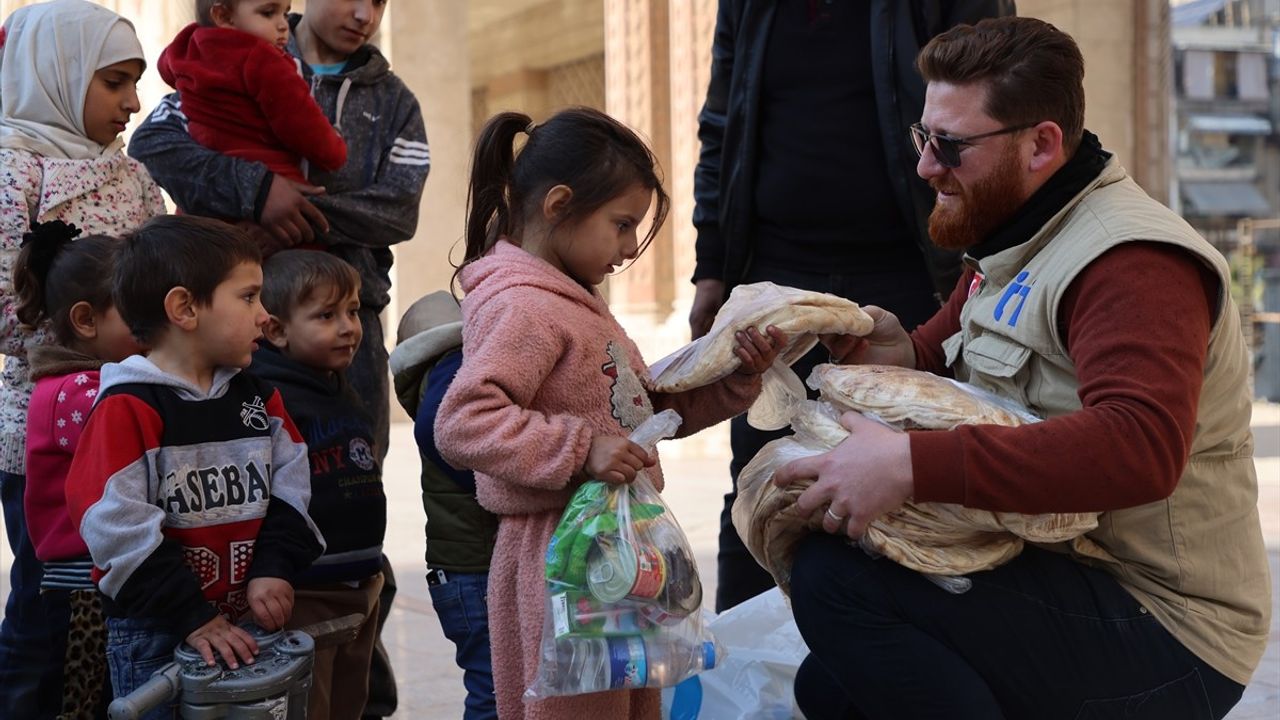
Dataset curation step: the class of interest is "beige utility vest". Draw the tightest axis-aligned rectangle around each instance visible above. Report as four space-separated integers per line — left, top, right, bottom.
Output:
940 159 1270 685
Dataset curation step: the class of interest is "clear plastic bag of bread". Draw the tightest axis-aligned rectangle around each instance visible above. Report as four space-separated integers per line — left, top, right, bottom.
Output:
732 364 1098 595
648 282 873 430
530 410 720 699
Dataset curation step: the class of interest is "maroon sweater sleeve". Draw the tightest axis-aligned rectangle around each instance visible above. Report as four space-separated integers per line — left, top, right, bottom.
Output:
909 242 1217 514
911 268 974 375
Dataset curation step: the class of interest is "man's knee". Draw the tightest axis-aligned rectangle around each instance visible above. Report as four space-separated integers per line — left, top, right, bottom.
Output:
789 534 855 621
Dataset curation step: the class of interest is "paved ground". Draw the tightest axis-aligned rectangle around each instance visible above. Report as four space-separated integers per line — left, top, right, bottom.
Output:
3 405 1278 718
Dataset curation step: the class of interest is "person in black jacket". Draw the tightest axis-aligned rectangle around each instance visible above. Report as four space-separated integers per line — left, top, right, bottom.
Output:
690 0 1016 612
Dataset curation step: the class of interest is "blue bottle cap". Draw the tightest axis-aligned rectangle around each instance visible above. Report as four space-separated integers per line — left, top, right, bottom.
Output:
702 641 716 670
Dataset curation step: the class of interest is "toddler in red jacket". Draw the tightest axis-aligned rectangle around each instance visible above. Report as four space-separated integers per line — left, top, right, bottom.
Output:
158 0 347 188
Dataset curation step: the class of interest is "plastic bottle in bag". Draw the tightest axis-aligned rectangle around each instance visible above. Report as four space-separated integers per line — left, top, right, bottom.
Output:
548 636 718 694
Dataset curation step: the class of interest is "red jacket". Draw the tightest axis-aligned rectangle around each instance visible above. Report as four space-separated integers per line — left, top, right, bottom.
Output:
159 24 346 184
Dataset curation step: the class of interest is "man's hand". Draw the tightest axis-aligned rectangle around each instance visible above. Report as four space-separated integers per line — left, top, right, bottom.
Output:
583 436 656 485
261 175 329 246
247 577 294 631
773 411 914 538
185 615 258 669
820 305 915 368
689 279 726 340
234 221 291 258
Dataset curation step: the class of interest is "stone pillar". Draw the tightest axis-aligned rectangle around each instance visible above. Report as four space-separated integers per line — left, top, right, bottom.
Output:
667 0 718 318
1133 0 1172 205
1018 0 1170 200
383 1 471 333
604 0 674 319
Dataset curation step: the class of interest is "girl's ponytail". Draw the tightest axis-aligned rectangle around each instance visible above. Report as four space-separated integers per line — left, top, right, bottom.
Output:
14 220 82 329
459 112 532 287
13 223 120 346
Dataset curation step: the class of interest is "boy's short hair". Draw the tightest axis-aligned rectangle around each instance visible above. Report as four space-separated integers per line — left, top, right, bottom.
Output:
114 215 262 345
260 250 361 321
195 0 236 26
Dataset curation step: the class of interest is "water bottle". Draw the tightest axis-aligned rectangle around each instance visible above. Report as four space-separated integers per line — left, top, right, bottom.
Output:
548 635 717 695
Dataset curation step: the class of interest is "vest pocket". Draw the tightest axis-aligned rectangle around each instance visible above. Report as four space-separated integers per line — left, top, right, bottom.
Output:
962 334 1033 405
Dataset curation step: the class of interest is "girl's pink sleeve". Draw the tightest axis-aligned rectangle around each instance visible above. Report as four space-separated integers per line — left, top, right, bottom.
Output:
435 289 593 490
650 371 761 438
51 372 98 460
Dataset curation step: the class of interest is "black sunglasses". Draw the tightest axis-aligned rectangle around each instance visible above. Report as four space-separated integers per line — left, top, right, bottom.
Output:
908 122 1037 169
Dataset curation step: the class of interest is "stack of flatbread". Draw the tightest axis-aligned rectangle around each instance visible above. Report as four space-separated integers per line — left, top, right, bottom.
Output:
648 281 874 430
732 364 1098 594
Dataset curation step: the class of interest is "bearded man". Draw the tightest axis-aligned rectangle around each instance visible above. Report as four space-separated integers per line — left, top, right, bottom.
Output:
777 16 1270 720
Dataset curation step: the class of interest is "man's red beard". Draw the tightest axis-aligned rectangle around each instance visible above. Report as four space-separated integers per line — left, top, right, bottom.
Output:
928 144 1027 251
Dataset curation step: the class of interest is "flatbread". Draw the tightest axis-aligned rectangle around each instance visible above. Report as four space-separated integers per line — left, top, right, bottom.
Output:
809 363 1036 428
731 371 1099 594
650 282 873 393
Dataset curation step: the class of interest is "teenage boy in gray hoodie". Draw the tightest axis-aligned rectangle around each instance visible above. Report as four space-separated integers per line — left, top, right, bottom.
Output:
129 3 425 715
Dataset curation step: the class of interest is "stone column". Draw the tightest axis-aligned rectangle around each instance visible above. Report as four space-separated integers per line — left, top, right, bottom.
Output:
383 0 471 331
604 0 674 319
1017 0 1170 200
667 0 718 319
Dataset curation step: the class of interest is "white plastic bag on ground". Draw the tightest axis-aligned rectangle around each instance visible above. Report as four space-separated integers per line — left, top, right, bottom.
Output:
661 588 807 720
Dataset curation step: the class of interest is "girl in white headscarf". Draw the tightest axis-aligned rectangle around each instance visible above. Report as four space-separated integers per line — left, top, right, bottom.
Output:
0 1 164 716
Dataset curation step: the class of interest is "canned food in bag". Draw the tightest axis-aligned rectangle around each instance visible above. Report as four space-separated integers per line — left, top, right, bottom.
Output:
586 536 667 603
551 591 653 638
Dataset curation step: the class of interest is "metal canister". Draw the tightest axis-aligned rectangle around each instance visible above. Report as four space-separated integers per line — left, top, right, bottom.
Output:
586 536 667 603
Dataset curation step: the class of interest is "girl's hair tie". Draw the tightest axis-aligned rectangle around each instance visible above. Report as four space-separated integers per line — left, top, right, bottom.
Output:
21 219 82 249
20 219 82 275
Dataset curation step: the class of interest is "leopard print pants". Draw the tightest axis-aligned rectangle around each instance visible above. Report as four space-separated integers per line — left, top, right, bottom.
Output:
58 589 108 720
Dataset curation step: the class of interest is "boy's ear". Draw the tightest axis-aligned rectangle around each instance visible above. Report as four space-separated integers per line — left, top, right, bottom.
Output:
262 315 289 349
209 2 234 27
163 286 199 332
67 301 98 341
541 184 574 223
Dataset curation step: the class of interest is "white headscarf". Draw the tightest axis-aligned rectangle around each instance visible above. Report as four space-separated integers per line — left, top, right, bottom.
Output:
0 0 146 159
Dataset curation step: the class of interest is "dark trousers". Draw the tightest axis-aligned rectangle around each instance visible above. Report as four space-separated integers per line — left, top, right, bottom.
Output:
349 306 390 465
0 471 71 720
789 534 1245 720
715 261 941 612
362 556 398 719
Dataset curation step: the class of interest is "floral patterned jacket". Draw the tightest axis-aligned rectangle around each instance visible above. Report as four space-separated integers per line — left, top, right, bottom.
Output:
0 148 165 474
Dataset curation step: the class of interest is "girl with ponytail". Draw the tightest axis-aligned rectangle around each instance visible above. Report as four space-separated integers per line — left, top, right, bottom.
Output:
14 222 138 717
435 106 785 719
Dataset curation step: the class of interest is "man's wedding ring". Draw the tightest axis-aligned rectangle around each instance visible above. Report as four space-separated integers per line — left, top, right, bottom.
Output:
825 507 845 522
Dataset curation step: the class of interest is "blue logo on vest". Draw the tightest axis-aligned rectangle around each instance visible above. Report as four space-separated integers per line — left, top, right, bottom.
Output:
994 271 1033 327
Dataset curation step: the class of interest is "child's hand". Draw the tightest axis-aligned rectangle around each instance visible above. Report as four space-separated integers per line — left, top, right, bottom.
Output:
583 436 655 485
247 577 294 631
734 325 787 376
186 615 259 669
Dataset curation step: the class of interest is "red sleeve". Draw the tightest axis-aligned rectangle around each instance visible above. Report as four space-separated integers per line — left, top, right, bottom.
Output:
910 242 1216 513
243 45 347 172
910 268 973 376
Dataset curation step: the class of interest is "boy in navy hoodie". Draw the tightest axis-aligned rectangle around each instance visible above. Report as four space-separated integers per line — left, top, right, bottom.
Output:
130 4 425 711
250 250 385 720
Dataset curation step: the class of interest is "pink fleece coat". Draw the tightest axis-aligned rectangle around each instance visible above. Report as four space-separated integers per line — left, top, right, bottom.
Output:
436 241 759 719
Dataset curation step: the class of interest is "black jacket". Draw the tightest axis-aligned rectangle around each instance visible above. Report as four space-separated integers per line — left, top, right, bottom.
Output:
250 347 386 585
692 0 1016 295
